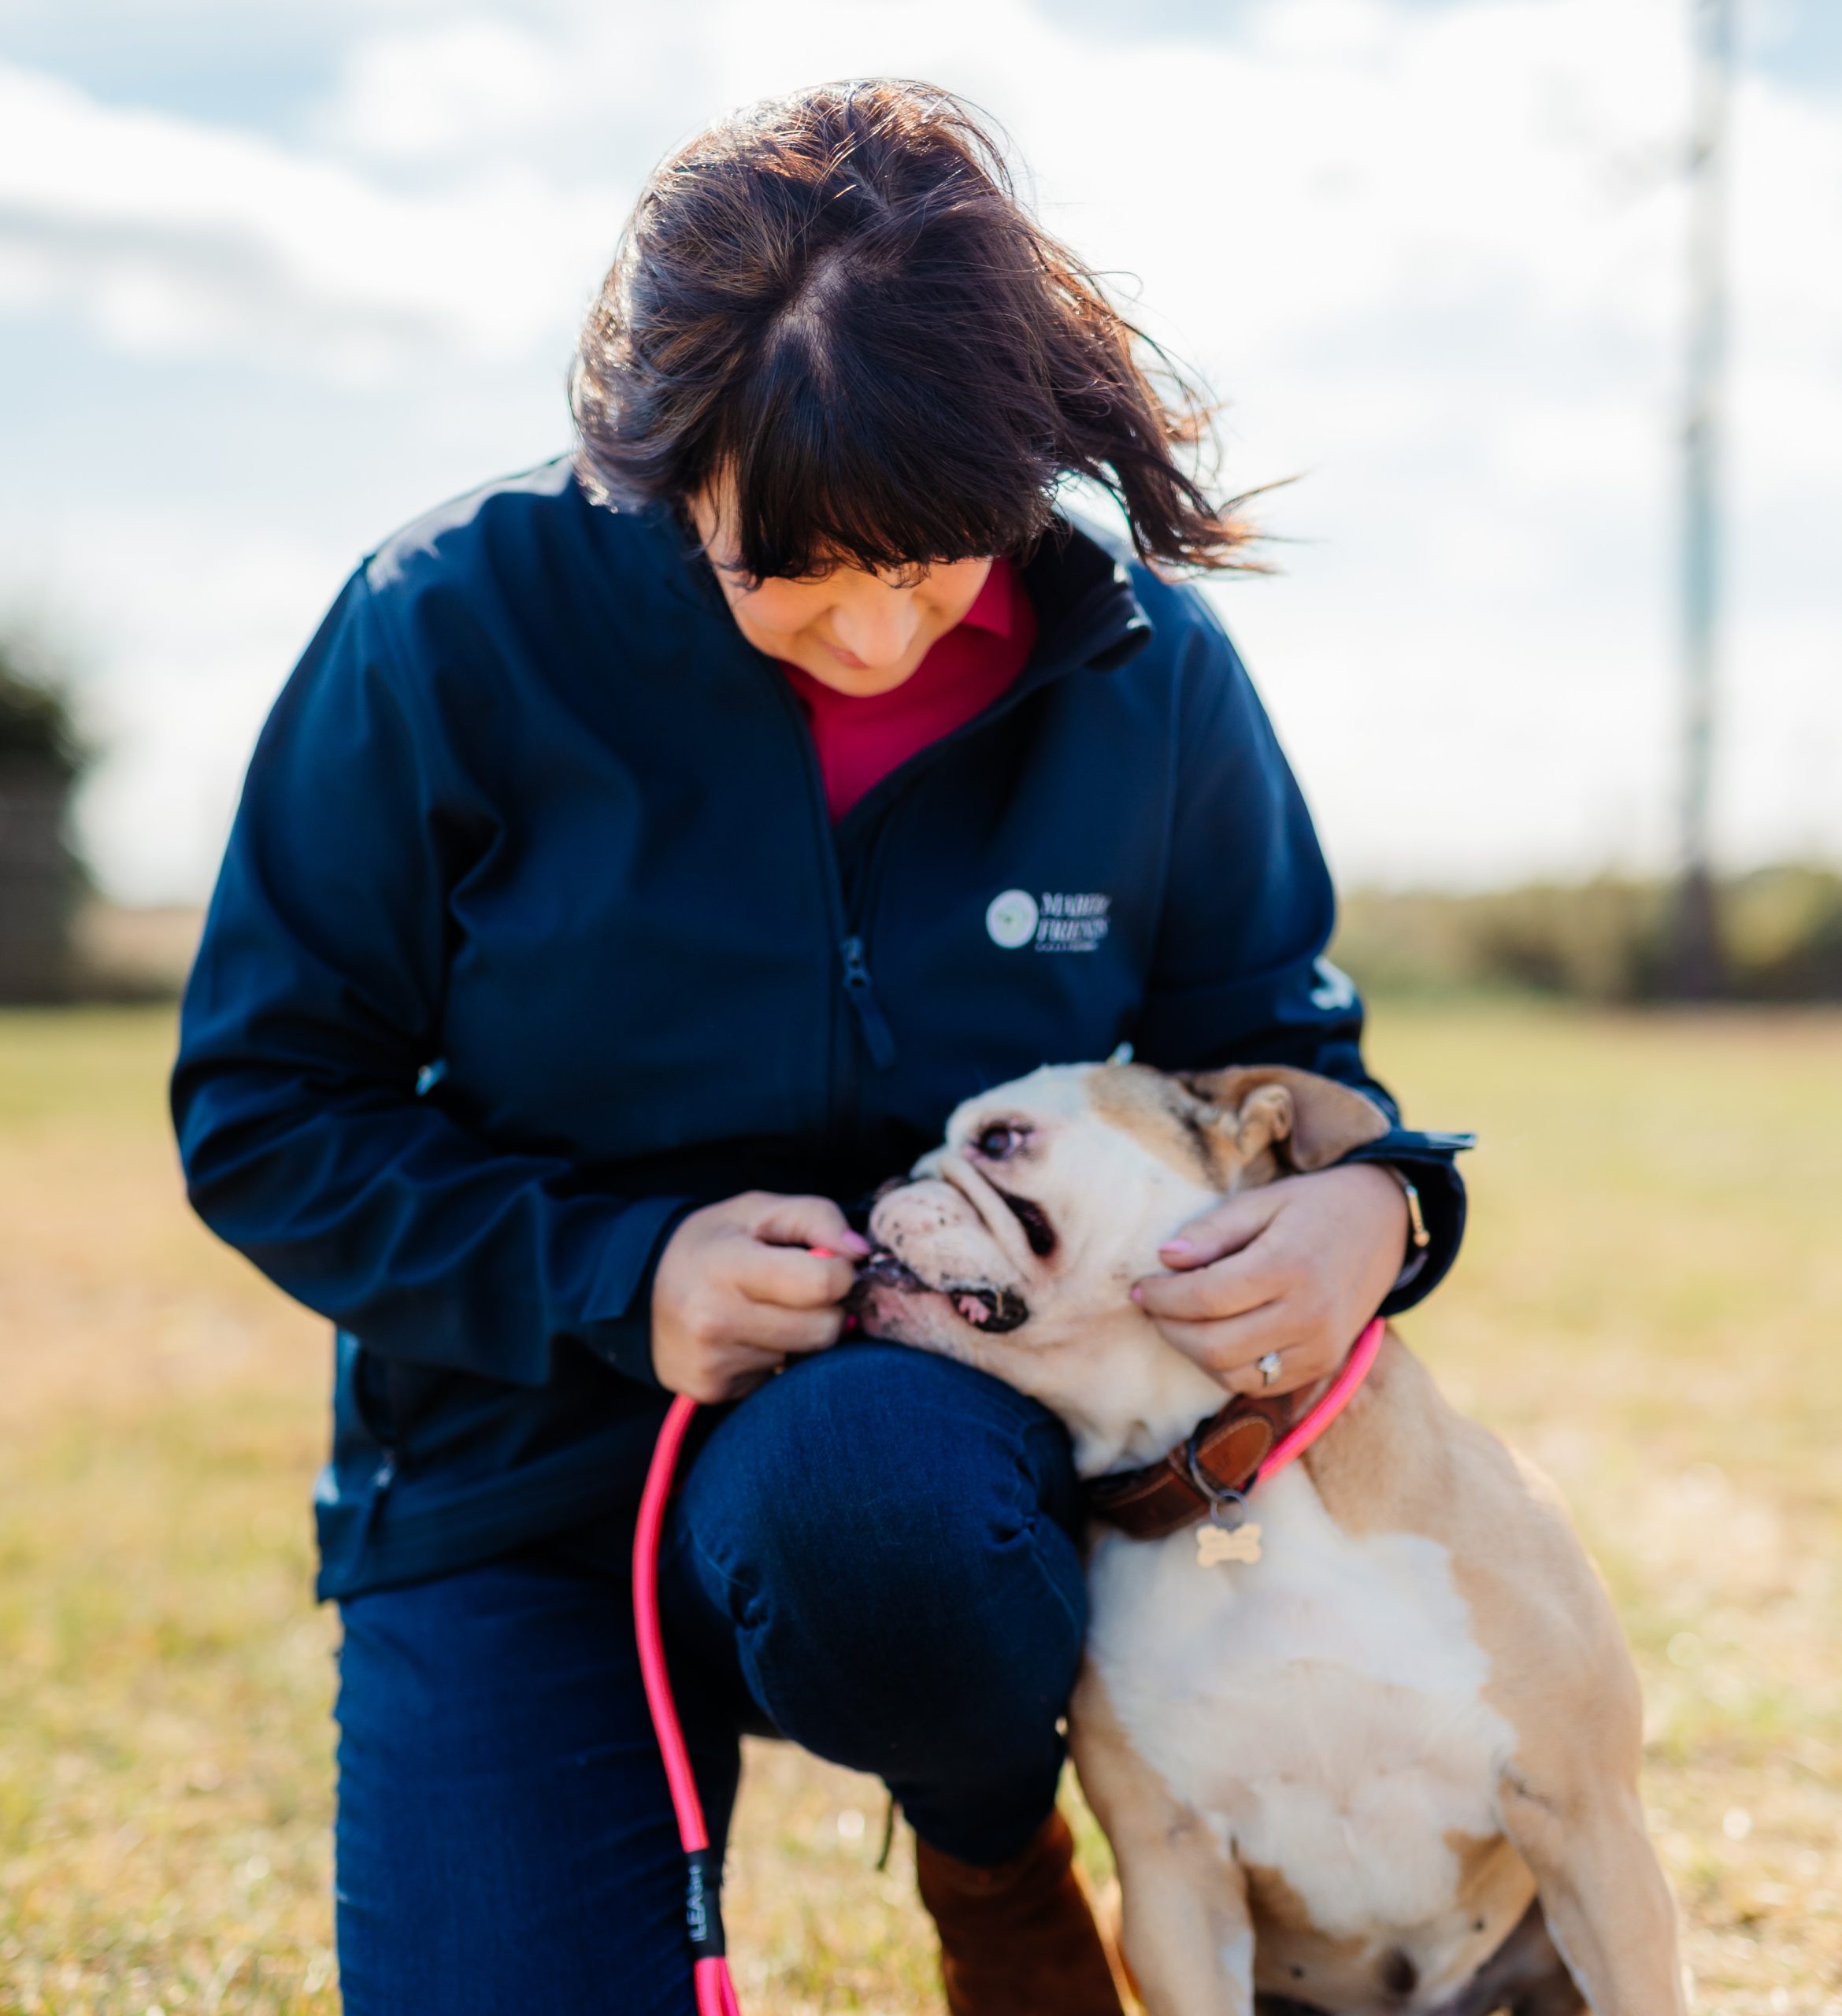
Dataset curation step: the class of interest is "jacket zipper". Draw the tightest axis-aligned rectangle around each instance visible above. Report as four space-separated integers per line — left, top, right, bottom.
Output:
839 934 897 1069
754 669 884 1146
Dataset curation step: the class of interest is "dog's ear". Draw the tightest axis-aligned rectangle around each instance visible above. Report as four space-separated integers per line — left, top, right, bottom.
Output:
1180 1065 1391 1176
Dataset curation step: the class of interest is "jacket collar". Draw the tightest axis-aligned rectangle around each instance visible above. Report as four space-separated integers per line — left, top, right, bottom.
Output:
1014 517 1154 676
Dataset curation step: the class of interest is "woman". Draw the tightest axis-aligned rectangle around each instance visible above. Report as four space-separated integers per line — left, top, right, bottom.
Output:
173 81 1466 2016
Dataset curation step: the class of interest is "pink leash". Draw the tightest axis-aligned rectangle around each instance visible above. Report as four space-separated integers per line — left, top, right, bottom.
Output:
1255 1314 1386 1483
632 1247 854 2014
633 1279 1384 2016
633 1391 740 2016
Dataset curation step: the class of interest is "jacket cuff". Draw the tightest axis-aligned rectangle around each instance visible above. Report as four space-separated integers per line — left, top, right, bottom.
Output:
1336 1130 1473 1318
580 1198 700 1392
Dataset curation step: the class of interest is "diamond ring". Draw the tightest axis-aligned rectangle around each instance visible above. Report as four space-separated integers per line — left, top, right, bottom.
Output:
1256 1351 1283 1388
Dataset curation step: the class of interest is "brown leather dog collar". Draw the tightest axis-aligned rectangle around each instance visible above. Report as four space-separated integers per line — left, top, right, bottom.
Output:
1083 1391 1299 1540
1084 1319 1388 1540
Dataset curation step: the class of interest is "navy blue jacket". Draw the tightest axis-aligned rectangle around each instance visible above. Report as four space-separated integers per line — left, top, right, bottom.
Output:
172 458 1466 1599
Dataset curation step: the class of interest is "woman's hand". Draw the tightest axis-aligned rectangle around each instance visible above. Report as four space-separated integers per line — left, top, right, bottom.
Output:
651 1191 870 1403
1131 1164 1407 1398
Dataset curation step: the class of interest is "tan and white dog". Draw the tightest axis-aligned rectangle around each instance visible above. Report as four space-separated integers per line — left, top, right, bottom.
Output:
854 1059 1685 2016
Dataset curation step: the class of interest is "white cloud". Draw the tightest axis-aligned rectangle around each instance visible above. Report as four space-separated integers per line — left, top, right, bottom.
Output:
0 0 1836 899
308 8 720 176
319 18 569 161
0 61 623 367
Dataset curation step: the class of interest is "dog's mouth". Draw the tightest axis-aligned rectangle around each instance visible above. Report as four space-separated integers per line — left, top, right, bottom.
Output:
853 1247 925 1294
851 1247 1031 1335
942 1283 1031 1333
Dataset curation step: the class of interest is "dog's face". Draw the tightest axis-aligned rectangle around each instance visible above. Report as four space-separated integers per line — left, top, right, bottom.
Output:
856 1061 1390 1471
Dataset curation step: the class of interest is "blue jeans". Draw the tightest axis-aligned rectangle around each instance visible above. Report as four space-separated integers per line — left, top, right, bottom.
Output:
333 1344 1088 2014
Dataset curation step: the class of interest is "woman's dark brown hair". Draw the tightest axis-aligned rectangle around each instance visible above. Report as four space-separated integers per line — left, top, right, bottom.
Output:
571 79 1251 582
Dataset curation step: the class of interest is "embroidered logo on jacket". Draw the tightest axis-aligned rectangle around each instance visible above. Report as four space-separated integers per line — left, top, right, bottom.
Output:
986 890 1111 954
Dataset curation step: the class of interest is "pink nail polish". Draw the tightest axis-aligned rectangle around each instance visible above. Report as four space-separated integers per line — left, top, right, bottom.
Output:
1160 1238 1192 1257
1130 1284 1144 1303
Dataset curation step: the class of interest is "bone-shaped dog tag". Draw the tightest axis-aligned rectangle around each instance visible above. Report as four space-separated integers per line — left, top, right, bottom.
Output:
1196 1521 1262 1567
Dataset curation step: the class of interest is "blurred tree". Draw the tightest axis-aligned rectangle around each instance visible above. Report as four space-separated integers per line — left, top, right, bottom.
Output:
1333 867 1842 1004
0 633 88 1001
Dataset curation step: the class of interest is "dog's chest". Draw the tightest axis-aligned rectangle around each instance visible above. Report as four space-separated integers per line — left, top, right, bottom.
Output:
1085 1469 1518 1961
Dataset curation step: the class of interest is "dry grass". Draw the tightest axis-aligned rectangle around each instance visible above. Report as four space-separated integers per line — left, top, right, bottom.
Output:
0 1002 1837 2014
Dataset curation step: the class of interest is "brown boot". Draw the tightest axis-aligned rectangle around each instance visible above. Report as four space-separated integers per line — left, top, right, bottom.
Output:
915 1809 1125 2016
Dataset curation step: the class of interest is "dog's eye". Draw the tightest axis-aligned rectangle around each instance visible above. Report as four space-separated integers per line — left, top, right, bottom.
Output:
973 1122 1025 1161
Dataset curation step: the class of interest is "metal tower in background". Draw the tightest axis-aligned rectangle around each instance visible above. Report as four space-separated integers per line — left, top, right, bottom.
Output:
1670 0 1733 996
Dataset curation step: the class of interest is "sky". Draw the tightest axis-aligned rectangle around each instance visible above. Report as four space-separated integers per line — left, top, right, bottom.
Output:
1 0 1837 904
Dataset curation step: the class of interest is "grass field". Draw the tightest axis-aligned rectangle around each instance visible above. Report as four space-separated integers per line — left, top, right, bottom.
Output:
1 1002 1839 2014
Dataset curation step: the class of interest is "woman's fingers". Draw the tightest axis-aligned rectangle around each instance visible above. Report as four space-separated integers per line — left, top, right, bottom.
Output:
1147 1299 1288 1378
1153 1187 1284 1270
1131 1182 1340 1396
749 1191 873 1260
653 1191 866 1403
665 1336 788 1405
1132 1247 1286 1325
662 1310 837 1403
738 1238 862 1310
1125 1166 1411 1404
1147 1294 1344 1396
736 1300 847 1354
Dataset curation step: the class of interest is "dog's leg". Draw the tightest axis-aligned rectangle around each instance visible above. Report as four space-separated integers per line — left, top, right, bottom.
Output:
1071 1665 1255 2016
1428 1899 1584 2016
1496 1768 1687 2016
1388 1412 1692 2015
